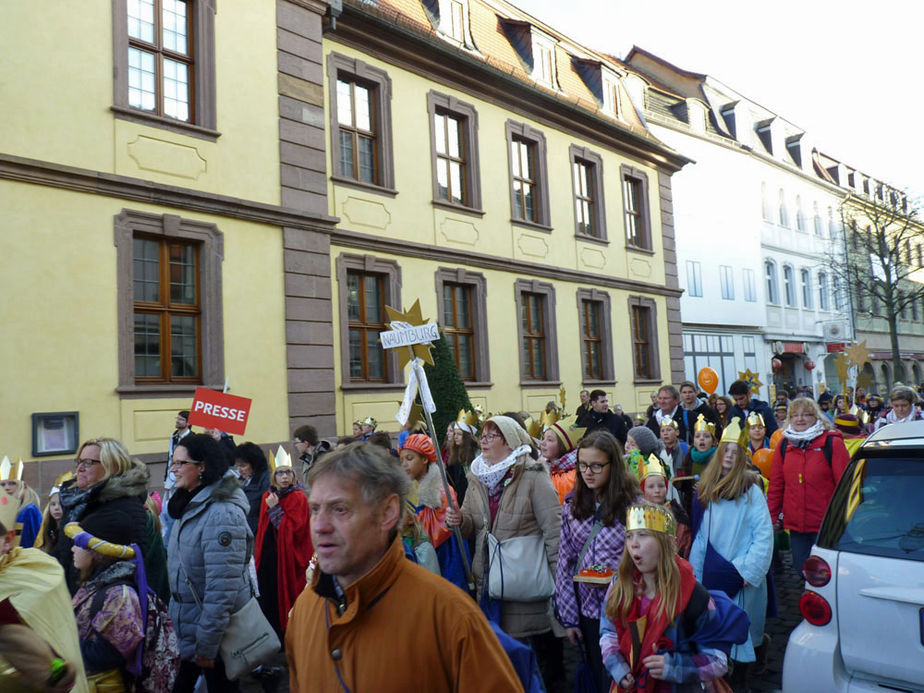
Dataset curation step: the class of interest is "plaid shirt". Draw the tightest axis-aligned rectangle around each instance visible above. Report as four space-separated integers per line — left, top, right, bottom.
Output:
554 500 626 627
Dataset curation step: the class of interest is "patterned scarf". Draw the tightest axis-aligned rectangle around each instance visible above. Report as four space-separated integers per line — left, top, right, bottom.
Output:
783 421 826 447
550 448 577 474
471 445 531 492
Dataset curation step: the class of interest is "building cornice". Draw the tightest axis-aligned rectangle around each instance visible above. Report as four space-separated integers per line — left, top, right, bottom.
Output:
330 227 684 298
0 153 337 231
329 7 691 173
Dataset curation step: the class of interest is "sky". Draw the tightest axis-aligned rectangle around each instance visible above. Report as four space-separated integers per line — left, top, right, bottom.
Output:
513 0 924 200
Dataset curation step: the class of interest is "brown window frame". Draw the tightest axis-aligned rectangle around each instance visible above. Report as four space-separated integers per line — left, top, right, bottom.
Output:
569 145 607 241
427 92 482 214
576 288 615 384
628 295 661 384
505 121 551 230
327 53 395 195
111 0 218 139
435 268 490 386
132 236 202 384
114 209 224 396
336 254 402 390
621 164 652 252
346 271 389 383
442 283 476 379
514 279 559 385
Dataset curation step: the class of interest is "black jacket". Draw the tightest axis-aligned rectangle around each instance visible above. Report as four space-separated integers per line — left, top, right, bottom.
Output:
585 409 627 444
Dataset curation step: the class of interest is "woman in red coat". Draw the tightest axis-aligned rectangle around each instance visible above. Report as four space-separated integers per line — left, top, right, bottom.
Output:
255 450 312 637
767 397 849 575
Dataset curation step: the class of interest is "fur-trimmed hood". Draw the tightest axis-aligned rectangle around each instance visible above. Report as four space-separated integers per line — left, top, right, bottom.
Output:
417 463 444 509
98 459 150 503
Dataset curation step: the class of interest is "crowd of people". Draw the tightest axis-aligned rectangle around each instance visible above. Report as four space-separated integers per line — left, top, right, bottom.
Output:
0 377 920 692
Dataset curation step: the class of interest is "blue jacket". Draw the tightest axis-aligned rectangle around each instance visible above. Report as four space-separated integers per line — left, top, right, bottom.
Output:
729 398 778 436
167 473 253 660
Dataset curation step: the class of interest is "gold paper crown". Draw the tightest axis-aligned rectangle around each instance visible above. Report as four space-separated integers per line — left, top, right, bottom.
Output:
626 504 676 536
693 414 716 436
746 412 765 428
524 416 542 440
456 408 479 430
268 445 293 474
540 408 561 429
0 494 18 533
720 416 747 446
362 417 377 428
638 454 667 482
547 417 586 454
659 418 679 430
0 456 23 483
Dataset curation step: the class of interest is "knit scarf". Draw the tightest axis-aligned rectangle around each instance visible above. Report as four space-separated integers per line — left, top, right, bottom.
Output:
883 406 921 425
167 484 206 519
471 445 531 492
782 421 826 447
689 446 716 465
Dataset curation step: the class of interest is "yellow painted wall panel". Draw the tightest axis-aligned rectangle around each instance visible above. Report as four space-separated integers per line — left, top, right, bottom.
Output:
0 181 289 459
1 3 280 204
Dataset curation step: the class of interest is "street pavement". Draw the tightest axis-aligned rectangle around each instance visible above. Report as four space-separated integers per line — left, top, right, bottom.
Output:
242 552 805 693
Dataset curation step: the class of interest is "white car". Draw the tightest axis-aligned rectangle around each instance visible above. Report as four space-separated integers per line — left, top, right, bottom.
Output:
783 420 924 692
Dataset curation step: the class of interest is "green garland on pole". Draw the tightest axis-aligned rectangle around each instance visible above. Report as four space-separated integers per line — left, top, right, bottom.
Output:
423 333 474 448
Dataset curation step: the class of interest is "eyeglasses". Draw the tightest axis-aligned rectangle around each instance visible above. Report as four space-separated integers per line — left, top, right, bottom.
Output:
479 433 501 442
75 459 101 470
578 462 611 474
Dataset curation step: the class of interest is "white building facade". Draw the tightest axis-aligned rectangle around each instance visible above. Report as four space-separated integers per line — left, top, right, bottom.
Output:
624 49 852 398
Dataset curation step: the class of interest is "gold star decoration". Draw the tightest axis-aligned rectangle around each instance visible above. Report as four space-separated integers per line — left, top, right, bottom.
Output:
384 299 436 369
834 353 850 391
737 369 764 395
856 372 873 391
845 340 872 369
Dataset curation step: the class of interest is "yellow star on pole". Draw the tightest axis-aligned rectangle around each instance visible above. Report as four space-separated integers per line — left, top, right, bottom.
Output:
737 369 763 395
384 298 436 369
845 340 872 369
834 353 850 391
856 372 874 391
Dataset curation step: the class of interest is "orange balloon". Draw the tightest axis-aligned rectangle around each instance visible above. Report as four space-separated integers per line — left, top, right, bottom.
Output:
697 367 719 395
770 429 784 451
752 448 773 478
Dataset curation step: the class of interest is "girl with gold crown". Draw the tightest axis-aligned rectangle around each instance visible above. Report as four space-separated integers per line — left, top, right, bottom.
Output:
689 417 773 689
600 501 749 692
638 455 691 559
537 411 583 505
0 460 42 550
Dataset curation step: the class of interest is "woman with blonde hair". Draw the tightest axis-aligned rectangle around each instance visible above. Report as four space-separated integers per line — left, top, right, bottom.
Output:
53 438 168 599
690 419 773 687
600 502 748 691
767 397 850 574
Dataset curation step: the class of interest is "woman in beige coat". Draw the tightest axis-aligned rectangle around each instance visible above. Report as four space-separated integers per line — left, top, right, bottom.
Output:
446 415 563 685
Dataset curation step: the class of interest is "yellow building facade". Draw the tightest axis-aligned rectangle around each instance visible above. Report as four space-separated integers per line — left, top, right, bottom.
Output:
1 0 336 487
325 0 688 433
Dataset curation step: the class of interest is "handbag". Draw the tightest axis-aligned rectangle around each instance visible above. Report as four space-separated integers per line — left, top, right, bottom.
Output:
701 508 744 599
486 532 555 601
178 556 280 681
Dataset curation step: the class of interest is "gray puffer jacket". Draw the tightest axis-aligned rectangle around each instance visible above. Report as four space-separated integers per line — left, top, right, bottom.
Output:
167 473 253 660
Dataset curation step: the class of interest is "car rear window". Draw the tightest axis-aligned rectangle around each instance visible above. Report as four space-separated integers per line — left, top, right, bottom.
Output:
817 457 924 562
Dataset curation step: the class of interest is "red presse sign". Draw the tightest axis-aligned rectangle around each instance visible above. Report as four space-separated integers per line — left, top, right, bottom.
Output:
188 387 252 436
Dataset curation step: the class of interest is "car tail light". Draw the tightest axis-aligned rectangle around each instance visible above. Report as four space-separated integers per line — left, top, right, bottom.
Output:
799 590 832 626
802 555 832 587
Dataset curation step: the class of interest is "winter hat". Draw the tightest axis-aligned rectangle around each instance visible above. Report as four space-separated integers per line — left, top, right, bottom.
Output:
78 508 136 548
834 413 861 435
401 434 436 463
627 426 661 457
488 415 532 450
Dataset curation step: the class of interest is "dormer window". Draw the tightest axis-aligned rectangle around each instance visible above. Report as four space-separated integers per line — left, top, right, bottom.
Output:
531 33 557 88
436 0 468 43
602 70 621 118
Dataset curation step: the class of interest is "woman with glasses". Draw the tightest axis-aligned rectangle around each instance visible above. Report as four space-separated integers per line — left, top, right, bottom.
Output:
767 397 850 573
167 433 252 692
53 438 168 600
445 415 563 689
553 430 639 692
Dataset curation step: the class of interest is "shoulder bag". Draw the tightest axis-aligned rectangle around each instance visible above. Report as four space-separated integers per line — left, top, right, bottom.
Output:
178 554 280 680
